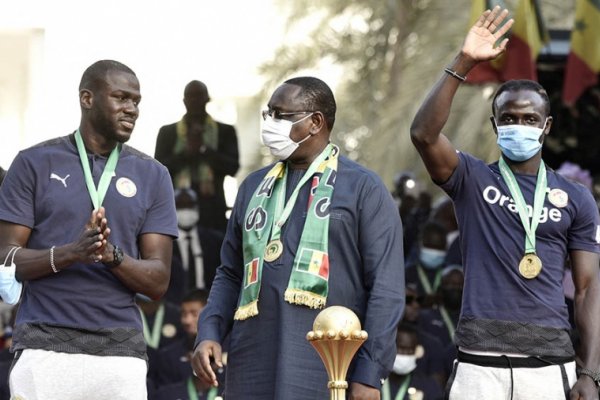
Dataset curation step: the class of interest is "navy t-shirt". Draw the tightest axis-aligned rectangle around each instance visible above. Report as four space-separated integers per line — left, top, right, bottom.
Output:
0 134 178 332
439 152 600 330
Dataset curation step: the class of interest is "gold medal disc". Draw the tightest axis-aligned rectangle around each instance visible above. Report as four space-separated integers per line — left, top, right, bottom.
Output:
519 253 543 279
264 240 283 262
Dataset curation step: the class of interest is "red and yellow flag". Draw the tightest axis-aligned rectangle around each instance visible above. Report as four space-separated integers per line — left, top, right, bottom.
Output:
466 0 548 83
562 0 600 105
466 0 505 83
500 0 549 81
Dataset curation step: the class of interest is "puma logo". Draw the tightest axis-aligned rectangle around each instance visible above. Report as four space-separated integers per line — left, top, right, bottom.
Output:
50 173 70 188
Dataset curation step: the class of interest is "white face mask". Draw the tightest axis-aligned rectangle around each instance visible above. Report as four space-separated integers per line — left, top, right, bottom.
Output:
392 354 417 375
0 247 22 305
260 113 313 160
177 208 200 230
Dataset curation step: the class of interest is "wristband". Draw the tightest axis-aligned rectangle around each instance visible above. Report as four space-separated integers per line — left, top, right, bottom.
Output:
444 68 467 82
577 368 600 388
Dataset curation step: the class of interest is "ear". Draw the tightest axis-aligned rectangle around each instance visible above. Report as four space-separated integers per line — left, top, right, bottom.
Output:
543 116 553 136
80 89 93 110
309 112 326 135
490 116 498 135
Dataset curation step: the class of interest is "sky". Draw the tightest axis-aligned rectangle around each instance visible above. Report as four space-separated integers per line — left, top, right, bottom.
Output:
0 0 288 166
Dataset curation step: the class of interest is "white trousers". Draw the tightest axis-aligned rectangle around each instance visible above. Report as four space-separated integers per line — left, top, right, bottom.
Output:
9 349 147 400
447 359 576 400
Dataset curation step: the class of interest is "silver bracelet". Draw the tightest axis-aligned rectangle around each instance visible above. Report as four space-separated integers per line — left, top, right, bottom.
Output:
50 246 58 273
444 67 467 82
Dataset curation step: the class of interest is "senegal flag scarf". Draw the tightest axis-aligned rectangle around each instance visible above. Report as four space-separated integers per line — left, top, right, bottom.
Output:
235 144 338 320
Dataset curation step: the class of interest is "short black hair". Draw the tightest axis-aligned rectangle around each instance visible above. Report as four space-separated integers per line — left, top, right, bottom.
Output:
492 79 550 116
182 288 209 305
283 76 336 131
79 60 136 92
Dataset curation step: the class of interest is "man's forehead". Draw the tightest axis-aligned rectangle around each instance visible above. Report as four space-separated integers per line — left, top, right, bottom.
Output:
496 89 545 110
269 83 303 106
104 70 139 91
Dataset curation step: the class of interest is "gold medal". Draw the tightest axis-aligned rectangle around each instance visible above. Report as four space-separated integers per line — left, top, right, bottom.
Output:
519 253 542 279
264 239 283 262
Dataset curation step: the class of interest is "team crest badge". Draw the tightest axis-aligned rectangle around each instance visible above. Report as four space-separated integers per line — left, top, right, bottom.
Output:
548 188 568 208
116 177 137 198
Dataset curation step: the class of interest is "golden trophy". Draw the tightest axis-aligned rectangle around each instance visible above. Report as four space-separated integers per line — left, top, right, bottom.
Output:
306 306 368 400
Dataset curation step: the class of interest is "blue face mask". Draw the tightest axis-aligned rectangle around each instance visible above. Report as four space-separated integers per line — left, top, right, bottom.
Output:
419 247 446 270
495 119 547 162
0 247 23 305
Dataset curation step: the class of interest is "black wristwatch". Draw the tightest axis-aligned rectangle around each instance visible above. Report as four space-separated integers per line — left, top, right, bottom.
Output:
107 245 124 268
577 368 600 388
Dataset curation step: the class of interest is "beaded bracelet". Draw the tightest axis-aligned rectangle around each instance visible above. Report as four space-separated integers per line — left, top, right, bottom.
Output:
50 246 58 273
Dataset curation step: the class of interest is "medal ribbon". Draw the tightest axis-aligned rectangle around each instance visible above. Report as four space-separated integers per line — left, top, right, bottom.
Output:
381 375 412 400
186 377 218 400
439 305 455 341
498 158 547 255
416 266 442 295
267 145 333 243
140 303 165 349
74 130 120 210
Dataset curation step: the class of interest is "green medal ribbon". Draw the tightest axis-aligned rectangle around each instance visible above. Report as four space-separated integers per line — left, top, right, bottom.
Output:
74 129 120 210
498 158 547 256
416 266 442 295
187 377 218 400
381 375 412 400
439 305 455 342
235 144 338 320
140 303 165 349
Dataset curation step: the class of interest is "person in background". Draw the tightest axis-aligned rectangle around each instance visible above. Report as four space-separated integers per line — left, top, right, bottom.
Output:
418 266 464 349
410 6 600 399
381 323 443 400
192 76 404 400
170 188 223 295
0 60 178 400
155 80 239 234
405 221 448 306
152 289 224 400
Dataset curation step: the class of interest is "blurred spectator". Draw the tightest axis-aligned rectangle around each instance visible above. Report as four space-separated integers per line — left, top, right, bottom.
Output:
137 295 184 352
402 284 446 389
168 189 224 297
405 221 448 305
418 266 464 349
430 197 459 250
151 289 224 400
155 80 239 234
393 171 432 265
381 323 443 400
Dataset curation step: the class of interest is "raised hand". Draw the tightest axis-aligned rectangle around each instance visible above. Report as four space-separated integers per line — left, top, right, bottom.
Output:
462 6 514 62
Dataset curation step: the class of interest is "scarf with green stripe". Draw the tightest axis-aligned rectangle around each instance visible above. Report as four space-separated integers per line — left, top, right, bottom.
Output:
173 115 218 195
235 144 338 320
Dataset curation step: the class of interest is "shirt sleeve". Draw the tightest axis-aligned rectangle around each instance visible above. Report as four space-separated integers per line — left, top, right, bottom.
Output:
567 184 600 253
348 174 405 389
438 151 480 201
0 152 36 228
139 165 178 238
195 179 247 345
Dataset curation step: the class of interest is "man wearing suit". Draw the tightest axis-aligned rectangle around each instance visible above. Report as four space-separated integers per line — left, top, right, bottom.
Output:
155 80 239 233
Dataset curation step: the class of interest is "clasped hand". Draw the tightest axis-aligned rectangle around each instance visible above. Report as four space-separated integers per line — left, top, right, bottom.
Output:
72 207 112 264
